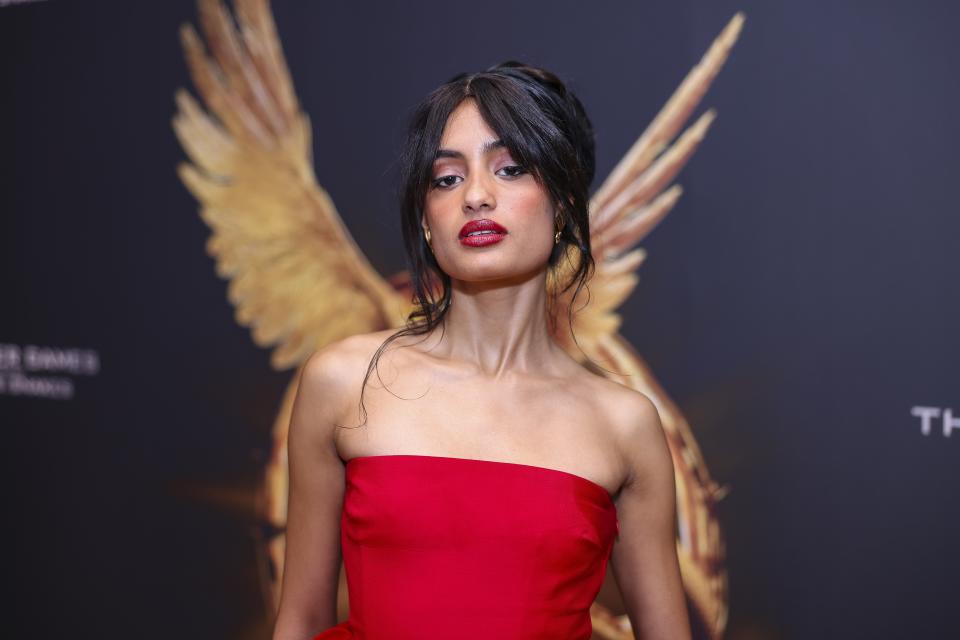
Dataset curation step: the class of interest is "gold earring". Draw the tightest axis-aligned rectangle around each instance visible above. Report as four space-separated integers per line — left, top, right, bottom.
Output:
554 215 563 245
424 227 432 244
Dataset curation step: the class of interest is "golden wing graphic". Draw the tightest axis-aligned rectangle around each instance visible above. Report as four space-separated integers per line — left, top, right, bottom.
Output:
174 2 743 638
173 0 408 373
551 13 745 638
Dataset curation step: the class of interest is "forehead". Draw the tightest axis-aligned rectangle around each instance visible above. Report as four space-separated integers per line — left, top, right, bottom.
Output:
438 99 500 150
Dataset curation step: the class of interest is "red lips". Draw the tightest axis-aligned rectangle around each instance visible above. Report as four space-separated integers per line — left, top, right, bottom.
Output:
458 219 508 247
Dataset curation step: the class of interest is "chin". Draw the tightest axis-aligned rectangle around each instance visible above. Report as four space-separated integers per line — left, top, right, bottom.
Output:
444 259 549 285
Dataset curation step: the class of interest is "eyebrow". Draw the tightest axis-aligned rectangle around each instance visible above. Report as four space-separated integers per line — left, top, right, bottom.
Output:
434 138 506 160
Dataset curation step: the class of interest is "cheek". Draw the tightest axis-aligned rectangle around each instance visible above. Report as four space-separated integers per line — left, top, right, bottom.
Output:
423 192 457 231
507 185 555 237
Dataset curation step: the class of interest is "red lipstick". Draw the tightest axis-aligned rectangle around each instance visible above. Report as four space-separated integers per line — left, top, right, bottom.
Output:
458 219 508 247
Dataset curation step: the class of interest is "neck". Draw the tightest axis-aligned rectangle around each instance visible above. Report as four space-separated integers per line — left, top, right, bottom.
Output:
428 268 558 378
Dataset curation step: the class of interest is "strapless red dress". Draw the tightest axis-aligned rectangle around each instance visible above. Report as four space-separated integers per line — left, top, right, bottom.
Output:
313 454 619 640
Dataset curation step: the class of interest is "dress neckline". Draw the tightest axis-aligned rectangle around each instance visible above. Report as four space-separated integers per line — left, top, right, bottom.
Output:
345 453 617 506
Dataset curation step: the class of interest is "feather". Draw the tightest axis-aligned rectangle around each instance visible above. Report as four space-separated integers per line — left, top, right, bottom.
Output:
174 0 406 372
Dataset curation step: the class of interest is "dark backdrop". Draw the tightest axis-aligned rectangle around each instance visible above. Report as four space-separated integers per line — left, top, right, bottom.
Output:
2 1 957 638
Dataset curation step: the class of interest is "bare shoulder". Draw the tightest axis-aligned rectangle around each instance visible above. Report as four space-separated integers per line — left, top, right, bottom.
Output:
576 371 662 438
303 330 402 390
578 372 670 487
297 329 399 428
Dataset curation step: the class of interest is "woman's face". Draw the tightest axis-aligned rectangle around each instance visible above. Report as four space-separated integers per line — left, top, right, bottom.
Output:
422 98 556 285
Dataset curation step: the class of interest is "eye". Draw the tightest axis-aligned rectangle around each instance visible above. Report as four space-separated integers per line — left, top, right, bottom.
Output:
497 165 528 178
431 174 462 189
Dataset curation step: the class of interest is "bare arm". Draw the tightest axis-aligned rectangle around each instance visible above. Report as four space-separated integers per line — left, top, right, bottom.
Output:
609 393 692 640
272 347 350 640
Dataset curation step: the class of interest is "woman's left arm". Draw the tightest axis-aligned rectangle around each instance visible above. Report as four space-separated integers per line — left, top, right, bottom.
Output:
609 393 692 640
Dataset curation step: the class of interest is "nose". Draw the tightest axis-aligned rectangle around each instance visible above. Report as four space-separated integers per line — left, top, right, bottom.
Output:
461 172 496 214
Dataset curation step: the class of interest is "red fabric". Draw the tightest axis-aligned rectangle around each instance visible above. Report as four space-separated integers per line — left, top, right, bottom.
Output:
314 454 619 640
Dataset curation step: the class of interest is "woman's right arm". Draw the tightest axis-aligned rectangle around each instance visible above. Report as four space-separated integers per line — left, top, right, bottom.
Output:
272 346 351 640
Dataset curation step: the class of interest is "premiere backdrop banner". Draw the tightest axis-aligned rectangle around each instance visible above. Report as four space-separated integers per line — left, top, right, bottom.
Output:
2 1 957 639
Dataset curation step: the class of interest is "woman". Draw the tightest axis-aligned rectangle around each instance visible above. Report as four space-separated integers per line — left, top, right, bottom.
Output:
272 62 690 640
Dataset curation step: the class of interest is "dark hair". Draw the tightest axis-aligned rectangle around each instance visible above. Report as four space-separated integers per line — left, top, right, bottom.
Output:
356 60 597 427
